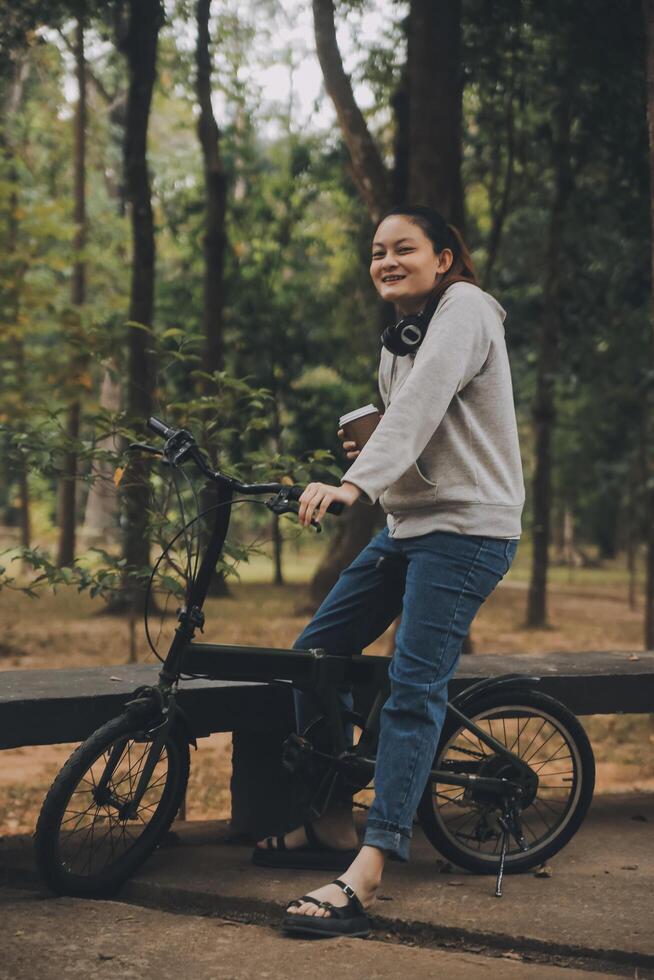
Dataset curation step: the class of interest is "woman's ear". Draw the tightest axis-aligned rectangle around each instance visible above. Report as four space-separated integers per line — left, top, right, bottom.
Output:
435 248 454 274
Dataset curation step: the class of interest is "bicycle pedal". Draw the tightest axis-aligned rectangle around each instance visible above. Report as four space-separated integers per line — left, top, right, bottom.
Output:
281 733 315 773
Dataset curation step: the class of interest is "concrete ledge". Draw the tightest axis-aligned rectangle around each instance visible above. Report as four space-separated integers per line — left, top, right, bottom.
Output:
1 650 652 752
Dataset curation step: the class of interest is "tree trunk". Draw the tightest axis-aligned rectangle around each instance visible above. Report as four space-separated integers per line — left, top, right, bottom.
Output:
2 57 30 549
115 0 163 611
272 514 283 586
82 366 122 542
391 60 410 204
195 0 227 377
312 0 390 220
642 0 654 648
483 77 517 285
80 29 128 545
526 96 573 628
58 18 87 568
407 0 464 228
195 0 230 597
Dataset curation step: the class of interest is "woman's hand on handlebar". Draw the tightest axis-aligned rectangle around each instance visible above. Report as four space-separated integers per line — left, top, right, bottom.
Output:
298 482 361 528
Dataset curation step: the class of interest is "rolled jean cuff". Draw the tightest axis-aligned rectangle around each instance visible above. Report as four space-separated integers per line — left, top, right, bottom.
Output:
363 819 412 862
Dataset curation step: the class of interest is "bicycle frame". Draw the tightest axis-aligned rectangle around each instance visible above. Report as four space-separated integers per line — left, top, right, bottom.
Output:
141 459 538 814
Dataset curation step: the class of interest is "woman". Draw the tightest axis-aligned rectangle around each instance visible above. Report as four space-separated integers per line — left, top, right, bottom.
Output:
255 205 525 937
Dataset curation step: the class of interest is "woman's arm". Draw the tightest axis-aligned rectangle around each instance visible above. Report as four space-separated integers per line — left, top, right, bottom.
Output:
341 290 492 505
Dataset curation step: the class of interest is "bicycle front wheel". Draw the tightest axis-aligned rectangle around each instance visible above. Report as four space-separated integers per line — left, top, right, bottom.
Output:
35 712 190 897
417 689 595 875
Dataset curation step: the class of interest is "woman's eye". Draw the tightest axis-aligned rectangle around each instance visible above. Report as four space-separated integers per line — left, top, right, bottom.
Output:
372 253 384 260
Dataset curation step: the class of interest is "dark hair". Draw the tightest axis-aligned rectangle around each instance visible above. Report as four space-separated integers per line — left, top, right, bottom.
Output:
379 205 478 298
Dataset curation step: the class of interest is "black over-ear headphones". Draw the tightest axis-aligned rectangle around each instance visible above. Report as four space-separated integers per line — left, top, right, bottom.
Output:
381 292 441 357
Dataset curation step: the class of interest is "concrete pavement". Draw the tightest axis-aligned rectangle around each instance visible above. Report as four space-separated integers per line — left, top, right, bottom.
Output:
0 885 616 980
0 793 652 978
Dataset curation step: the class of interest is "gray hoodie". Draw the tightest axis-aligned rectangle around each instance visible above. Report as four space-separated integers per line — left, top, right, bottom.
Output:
341 281 525 539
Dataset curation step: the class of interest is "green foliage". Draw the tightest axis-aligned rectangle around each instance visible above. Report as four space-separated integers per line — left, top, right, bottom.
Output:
0 0 651 607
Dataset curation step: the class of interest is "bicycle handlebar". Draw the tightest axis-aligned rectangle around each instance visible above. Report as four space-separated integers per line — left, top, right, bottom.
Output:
145 416 344 516
148 416 176 440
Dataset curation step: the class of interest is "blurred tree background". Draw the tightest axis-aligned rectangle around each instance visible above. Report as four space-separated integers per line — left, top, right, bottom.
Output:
1 0 652 646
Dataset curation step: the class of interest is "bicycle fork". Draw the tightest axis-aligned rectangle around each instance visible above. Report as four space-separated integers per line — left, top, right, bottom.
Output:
94 710 173 820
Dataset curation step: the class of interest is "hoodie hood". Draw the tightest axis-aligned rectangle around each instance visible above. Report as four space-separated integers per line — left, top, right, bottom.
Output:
480 289 507 330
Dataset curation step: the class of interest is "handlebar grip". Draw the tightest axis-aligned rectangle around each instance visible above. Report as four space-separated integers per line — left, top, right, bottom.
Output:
289 485 345 516
147 417 175 439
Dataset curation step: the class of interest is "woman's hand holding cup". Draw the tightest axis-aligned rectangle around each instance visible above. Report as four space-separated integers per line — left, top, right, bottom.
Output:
338 404 382 461
338 428 360 460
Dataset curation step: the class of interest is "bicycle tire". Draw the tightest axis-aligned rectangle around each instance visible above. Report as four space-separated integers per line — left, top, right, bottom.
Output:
417 688 595 874
35 711 190 897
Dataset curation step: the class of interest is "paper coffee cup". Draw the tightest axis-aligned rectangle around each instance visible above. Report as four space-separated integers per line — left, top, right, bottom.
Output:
339 404 381 448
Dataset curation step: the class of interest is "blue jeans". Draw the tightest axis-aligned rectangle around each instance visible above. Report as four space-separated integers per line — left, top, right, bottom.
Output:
293 525 518 861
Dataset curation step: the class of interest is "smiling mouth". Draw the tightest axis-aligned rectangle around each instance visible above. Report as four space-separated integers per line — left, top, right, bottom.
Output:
382 275 406 283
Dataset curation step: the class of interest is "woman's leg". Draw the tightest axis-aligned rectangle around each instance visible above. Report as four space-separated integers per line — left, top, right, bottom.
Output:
288 533 517 918
364 533 514 859
257 526 406 852
292 525 407 738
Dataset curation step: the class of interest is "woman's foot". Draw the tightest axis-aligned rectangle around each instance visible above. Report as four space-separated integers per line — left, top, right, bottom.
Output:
286 845 384 919
256 806 358 853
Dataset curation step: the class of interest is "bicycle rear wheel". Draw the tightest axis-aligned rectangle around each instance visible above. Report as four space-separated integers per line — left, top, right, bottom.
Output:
417 689 595 874
35 711 190 897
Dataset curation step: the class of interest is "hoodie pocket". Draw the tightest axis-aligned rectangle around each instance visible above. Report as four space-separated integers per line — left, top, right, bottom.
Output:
380 460 439 513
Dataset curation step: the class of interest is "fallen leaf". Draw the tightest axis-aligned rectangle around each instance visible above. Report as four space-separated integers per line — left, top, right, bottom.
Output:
110 676 122 681
446 880 464 887
621 864 638 870
628 654 640 661
534 865 553 878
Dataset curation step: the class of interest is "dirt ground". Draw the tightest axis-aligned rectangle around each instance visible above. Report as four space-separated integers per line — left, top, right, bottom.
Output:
1 561 653 837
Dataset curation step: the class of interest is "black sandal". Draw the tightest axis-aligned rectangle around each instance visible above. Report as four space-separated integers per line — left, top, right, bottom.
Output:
282 879 371 938
252 823 359 871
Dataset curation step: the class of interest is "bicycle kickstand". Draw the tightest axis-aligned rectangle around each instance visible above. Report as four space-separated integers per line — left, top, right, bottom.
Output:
495 816 510 898
495 803 529 897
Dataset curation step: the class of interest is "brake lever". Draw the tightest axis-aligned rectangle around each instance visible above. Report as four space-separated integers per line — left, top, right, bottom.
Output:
128 442 164 456
265 492 322 533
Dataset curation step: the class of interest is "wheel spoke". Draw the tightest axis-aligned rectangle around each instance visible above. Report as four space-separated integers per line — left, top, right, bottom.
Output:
519 718 548 762
49 729 179 884
429 703 588 869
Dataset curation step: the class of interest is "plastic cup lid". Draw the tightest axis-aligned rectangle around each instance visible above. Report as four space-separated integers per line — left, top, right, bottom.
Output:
339 404 379 427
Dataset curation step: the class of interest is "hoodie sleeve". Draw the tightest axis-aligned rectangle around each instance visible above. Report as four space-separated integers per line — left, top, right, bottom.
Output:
341 287 492 504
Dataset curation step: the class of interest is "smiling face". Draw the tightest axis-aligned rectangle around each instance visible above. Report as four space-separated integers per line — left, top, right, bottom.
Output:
370 214 453 315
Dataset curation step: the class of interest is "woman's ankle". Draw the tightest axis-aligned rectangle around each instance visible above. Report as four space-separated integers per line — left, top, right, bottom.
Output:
313 806 357 844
